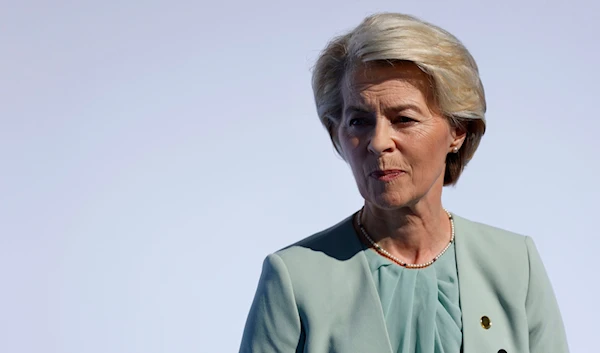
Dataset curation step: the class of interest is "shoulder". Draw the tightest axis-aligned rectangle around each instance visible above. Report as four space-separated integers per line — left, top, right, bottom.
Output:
453 213 532 274
453 213 534 289
274 214 359 260
453 213 529 248
265 214 363 285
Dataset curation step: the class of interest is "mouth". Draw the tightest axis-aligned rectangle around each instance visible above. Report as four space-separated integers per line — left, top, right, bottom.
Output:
370 169 406 182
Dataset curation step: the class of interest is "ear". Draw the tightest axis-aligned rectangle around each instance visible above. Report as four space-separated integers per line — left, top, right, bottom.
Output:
449 124 467 153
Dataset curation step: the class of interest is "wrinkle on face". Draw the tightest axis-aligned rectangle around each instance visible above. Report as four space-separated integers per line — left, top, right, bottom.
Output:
338 61 457 210
343 60 440 113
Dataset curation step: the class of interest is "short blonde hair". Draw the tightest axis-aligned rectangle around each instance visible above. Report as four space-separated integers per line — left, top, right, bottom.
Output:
312 13 486 185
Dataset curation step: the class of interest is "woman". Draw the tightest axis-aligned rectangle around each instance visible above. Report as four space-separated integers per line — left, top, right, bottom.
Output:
239 13 568 353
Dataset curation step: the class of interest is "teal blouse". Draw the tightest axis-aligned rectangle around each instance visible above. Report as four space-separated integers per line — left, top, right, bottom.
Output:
363 242 462 353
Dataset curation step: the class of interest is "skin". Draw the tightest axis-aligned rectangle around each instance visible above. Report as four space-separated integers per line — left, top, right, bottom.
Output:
337 61 466 265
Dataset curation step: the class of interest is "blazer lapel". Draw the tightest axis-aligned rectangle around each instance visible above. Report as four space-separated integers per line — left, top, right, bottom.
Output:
335 218 394 353
453 214 494 353
316 213 504 353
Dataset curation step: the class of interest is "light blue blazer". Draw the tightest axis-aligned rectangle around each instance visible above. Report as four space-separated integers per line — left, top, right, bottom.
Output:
239 213 569 353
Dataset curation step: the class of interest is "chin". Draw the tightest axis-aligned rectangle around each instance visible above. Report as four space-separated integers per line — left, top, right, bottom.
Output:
366 191 413 210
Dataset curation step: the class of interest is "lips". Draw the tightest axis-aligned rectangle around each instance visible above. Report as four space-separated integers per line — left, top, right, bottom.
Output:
370 170 405 181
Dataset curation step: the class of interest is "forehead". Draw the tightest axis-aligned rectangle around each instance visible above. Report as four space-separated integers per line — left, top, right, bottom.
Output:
342 61 435 106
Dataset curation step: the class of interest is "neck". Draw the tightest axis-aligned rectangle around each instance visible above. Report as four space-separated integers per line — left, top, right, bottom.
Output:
360 196 452 265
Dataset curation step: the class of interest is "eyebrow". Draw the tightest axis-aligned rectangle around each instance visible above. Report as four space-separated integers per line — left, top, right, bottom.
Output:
344 106 371 115
344 103 424 115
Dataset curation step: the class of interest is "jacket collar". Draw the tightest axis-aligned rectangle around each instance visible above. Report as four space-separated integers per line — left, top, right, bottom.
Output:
338 215 395 353
339 212 490 353
453 214 494 353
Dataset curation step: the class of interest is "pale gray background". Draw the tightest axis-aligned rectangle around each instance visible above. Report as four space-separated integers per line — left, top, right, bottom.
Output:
1 0 598 352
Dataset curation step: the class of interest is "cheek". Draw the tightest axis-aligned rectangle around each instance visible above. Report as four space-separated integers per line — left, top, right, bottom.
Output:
412 126 451 157
344 150 368 184
413 144 451 181
338 130 361 156
347 154 364 177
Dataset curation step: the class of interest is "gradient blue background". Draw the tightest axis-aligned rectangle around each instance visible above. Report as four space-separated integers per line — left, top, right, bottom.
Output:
2 1 598 352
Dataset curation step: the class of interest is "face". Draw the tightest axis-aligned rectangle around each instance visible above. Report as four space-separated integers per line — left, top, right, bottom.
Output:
337 62 464 210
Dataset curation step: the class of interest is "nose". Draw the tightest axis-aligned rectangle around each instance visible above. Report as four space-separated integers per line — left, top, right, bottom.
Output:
367 119 396 155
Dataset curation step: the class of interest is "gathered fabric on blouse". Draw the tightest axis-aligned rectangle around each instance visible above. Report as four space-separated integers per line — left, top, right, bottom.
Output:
363 241 463 353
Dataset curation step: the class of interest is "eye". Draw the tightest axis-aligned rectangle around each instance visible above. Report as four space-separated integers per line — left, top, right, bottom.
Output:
348 117 369 127
393 116 416 124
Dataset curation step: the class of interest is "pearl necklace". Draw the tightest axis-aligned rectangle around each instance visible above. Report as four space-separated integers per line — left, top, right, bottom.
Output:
355 208 455 269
